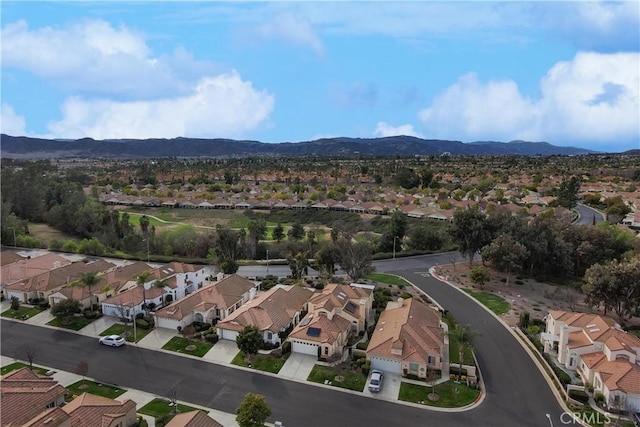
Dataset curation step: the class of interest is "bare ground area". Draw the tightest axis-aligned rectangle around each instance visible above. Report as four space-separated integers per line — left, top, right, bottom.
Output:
435 262 591 327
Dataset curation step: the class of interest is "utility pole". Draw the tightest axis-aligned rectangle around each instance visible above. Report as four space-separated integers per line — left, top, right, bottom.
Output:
266 249 269 276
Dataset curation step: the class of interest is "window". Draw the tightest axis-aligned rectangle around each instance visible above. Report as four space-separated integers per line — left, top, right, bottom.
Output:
409 363 419 372
267 332 272 340
569 357 575 367
324 347 329 355
428 355 435 364
195 313 203 322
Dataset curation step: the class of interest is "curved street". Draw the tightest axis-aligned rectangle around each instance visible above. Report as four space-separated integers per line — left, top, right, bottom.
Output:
1 253 566 426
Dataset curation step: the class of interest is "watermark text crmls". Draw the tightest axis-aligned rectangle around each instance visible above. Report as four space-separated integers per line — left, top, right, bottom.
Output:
557 411 612 425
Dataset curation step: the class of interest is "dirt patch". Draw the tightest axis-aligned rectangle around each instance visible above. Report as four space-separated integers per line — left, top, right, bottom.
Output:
435 262 587 327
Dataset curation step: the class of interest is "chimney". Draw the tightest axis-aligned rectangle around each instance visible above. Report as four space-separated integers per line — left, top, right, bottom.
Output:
327 310 334 320
249 287 256 300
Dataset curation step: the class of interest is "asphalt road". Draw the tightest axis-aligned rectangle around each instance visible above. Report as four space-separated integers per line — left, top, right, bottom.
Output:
575 203 605 225
1 252 566 426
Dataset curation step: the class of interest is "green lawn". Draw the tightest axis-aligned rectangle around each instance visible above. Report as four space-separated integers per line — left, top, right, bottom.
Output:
121 212 164 227
462 289 511 315
231 351 287 374
1 306 42 320
138 398 201 419
399 381 480 408
47 316 94 331
100 323 152 343
162 337 212 357
366 273 411 287
307 365 366 392
1 362 49 376
66 380 127 399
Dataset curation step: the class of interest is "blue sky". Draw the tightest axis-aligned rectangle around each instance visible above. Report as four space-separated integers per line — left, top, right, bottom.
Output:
1 1 639 152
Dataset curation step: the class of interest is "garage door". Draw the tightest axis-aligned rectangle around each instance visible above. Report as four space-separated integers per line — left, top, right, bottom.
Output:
220 329 239 342
370 357 401 373
292 340 318 356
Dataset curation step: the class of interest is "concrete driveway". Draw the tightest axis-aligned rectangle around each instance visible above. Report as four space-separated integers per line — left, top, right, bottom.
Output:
279 353 316 382
137 327 177 350
202 339 239 364
363 370 402 401
77 316 119 338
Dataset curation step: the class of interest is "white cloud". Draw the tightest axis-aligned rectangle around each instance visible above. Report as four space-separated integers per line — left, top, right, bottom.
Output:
374 122 422 138
254 14 325 57
1 19 217 98
1 103 27 136
46 72 274 140
418 52 639 147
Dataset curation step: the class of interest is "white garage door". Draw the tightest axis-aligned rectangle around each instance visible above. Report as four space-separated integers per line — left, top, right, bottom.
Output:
220 329 239 342
370 357 401 373
292 341 318 356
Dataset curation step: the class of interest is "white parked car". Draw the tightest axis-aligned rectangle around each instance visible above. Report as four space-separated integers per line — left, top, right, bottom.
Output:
368 370 383 393
99 335 126 347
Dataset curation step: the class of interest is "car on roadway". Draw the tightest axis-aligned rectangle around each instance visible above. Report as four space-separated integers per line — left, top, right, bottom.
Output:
368 370 383 393
99 335 126 347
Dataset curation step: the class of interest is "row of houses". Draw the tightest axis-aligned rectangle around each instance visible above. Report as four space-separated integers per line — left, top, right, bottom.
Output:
542 310 640 411
0 367 222 427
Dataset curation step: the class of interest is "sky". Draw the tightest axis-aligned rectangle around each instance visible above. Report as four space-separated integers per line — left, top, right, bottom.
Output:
1 1 639 152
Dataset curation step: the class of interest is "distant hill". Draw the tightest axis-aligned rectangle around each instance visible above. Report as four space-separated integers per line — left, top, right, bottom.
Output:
0 134 596 159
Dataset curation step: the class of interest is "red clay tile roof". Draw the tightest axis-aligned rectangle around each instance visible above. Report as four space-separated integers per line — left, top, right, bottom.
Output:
62 393 137 427
165 411 223 427
289 312 351 345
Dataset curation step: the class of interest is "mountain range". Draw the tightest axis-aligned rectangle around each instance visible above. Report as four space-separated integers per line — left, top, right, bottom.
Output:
0 134 599 159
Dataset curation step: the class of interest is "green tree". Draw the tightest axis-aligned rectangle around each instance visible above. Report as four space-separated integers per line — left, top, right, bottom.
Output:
272 223 285 242
449 207 492 267
236 393 272 427
469 266 490 290
213 226 243 273
583 258 640 324
136 271 152 316
247 218 267 259
288 252 309 280
77 271 102 310
448 324 480 379
236 325 263 361
556 176 581 208
407 225 445 251
481 234 528 286
288 222 305 241
51 299 82 318
10 296 20 311
315 245 336 279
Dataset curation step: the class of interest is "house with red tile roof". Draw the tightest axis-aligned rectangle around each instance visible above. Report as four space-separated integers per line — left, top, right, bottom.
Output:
1 367 67 427
165 411 223 427
542 310 640 410
366 297 445 378
61 393 137 427
154 274 258 330
217 284 313 344
1 252 71 298
287 283 373 359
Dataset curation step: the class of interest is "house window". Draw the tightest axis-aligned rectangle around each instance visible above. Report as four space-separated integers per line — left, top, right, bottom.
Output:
428 355 435 364
569 357 575 367
267 332 272 340
195 313 204 322
324 347 329 355
409 363 419 372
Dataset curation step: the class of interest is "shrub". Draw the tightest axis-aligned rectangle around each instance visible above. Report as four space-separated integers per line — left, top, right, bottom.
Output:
192 321 210 332
400 292 412 299
205 333 219 344
282 341 291 354
38 301 51 310
500 278 507 283
569 390 589 404
136 318 150 330
356 341 368 350
594 393 605 403
519 312 530 328
553 367 572 385
526 325 541 336
83 310 98 319
515 280 524 286
361 362 371 376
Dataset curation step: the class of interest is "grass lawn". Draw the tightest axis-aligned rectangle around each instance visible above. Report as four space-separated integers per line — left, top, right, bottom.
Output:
307 365 366 392
162 336 212 357
47 316 94 331
122 212 164 227
138 398 201 419
100 323 152 343
462 289 511 315
1 362 49 376
67 380 127 399
1 306 42 320
366 273 411 287
231 351 287 374
399 381 480 408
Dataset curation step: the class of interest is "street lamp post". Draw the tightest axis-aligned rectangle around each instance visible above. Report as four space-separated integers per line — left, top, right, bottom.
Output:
266 249 269 276
393 236 400 259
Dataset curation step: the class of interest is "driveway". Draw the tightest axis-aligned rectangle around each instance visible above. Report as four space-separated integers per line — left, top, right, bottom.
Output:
137 327 177 350
279 353 316 382
77 315 119 337
202 339 238 364
363 370 403 402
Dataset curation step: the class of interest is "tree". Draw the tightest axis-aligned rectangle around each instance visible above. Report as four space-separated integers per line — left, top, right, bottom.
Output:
51 299 82 319
315 245 336 279
448 324 479 380
583 258 640 324
407 225 445 251
236 393 272 427
236 325 263 361
247 218 267 259
166 386 179 415
469 266 490 290
379 210 408 253
21 344 39 370
136 271 152 316
213 226 243 273
449 207 492 266
10 296 20 311
272 223 285 242
334 239 374 280
481 234 528 286
287 222 305 241
556 176 581 209
77 271 102 311
75 361 89 385
288 252 309 280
